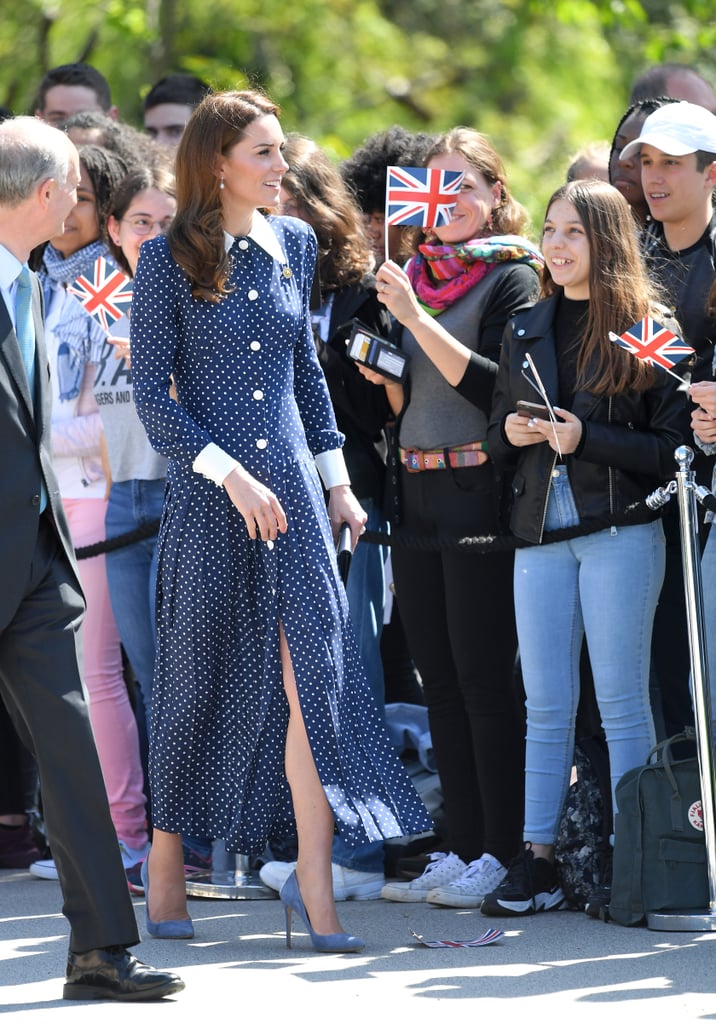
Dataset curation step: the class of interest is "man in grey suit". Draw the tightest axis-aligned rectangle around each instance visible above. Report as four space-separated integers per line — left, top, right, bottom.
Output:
0 116 183 1001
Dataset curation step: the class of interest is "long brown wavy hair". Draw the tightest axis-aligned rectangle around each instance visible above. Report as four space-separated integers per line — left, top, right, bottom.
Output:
541 179 665 395
168 89 279 301
281 134 374 292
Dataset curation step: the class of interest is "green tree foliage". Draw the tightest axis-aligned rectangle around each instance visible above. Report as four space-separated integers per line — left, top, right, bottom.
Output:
2 0 715 227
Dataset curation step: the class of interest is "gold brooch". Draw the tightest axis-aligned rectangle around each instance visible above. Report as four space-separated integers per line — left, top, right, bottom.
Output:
282 266 293 279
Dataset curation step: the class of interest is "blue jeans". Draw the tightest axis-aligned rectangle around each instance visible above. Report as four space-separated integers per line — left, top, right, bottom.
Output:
515 468 662 845
333 498 389 874
105 478 164 723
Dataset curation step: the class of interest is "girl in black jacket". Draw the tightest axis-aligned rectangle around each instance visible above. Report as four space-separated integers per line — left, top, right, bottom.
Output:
482 179 686 918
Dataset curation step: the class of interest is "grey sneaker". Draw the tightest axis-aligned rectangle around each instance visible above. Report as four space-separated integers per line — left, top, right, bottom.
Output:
427 854 507 908
381 851 468 903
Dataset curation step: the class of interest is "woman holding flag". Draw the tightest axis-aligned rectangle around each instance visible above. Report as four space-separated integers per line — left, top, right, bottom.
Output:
482 178 687 918
364 128 542 908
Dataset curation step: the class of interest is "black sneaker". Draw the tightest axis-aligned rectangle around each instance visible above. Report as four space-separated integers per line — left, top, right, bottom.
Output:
584 884 611 920
481 846 566 917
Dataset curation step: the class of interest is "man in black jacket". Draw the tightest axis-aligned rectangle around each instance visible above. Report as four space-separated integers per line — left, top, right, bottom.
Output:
0 115 183 1002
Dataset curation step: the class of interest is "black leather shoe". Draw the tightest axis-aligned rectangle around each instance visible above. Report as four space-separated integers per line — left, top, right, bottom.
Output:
63 945 185 1001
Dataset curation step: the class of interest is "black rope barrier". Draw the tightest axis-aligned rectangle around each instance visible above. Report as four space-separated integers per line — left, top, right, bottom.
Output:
75 520 160 560
73 499 657 561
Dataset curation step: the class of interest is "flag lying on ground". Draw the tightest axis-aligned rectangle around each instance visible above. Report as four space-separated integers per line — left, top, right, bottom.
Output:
68 256 133 332
608 317 694 372
410 927 503 948
386 166 463 228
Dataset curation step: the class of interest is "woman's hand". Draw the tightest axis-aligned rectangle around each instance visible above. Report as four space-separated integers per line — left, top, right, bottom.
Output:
689 381 716 418
223 465 288 541
376 260 423 328
356 363 405 416
527 407 583 455
503 412 550 448
327 484 367 550
108 336 131 366
690 382 716 443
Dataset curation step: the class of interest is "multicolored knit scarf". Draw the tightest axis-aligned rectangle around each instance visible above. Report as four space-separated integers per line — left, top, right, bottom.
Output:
407 234 545 316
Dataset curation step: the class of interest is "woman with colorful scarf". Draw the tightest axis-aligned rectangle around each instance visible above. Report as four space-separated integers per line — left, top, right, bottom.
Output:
363 128 543 907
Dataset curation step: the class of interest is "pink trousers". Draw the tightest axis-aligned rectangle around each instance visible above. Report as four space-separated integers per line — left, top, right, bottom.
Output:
63 497 148 851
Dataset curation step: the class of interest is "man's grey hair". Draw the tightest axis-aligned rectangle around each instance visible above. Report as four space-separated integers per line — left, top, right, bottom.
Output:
0 116 72 207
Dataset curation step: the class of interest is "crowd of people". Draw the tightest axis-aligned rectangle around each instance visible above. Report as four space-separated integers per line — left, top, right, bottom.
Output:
1 56 716 1001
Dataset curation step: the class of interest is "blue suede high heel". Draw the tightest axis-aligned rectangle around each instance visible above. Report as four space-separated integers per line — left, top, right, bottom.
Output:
141 858 194 939
279 869 365 953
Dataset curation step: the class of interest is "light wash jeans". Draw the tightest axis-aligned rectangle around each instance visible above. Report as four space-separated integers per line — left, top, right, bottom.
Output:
514 467 663 845
105 478 164 723
333 498 389 874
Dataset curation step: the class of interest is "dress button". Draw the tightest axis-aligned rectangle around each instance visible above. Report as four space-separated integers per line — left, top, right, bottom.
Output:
256 438 268 449
238 239 249 250
266 540 274 551
250 341 261 351
31 494 41 506
517 329 525 336
253 389 264 400
248 289 259 300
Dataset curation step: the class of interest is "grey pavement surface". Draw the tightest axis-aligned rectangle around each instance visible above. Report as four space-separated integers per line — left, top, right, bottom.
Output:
2 866 716 1023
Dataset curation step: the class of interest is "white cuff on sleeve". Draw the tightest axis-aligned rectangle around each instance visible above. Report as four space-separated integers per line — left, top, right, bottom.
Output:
315 448 350 490
193 443 240 486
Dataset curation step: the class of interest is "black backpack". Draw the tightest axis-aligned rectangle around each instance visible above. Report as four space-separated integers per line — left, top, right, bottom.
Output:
554 733 613 910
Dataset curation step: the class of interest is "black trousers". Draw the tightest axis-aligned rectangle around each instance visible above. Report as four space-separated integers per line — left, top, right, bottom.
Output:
392 464 525 866
0 515 139 952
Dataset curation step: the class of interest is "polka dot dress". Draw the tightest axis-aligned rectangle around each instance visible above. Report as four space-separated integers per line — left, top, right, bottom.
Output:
130 215 432 854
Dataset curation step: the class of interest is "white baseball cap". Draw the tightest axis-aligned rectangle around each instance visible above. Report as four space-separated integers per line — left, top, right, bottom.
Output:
620 101 716 160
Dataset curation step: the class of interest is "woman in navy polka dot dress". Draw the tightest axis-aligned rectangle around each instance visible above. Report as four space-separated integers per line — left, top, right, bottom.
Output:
130 90 432 948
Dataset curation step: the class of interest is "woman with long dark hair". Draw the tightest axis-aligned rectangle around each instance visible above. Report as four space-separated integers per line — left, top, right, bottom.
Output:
482 179 685 917
129 90 431 948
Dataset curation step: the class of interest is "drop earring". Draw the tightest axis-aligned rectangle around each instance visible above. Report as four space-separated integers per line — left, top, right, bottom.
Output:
219 175 225 190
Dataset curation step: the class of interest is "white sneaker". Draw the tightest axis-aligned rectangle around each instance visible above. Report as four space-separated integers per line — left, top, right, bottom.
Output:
259 860 384 900
427 853 508 908
29 858 58 881
30 840 152 883
381 851 468 903
119 839 151 870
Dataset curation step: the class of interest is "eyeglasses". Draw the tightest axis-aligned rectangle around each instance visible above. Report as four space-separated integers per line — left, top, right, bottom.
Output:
121 215 173 236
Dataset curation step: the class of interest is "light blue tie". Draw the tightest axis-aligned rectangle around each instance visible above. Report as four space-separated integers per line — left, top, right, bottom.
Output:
15 265 36 395
16 266 46 512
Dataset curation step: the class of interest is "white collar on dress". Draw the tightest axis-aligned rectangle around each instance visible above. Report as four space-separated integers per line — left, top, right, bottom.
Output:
223 213 287 264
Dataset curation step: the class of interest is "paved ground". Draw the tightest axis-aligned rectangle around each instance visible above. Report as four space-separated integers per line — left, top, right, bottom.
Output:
2 866 715 1023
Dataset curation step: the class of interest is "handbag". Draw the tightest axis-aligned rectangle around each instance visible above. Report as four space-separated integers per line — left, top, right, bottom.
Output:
609 730 708 926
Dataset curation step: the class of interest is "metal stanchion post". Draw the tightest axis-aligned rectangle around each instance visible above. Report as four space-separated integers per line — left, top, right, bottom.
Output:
648 446 716 930
184 852 277 900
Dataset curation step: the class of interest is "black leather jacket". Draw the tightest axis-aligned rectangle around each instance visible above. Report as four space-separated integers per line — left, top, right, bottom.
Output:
487 295 688 544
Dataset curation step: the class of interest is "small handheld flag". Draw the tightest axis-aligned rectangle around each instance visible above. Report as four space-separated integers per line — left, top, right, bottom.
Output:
385 166 463 228
68 257 133 333
609 317 694 382
384 166 463 264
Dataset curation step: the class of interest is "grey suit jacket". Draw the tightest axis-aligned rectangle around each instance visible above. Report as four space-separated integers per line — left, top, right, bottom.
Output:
0 271 82 630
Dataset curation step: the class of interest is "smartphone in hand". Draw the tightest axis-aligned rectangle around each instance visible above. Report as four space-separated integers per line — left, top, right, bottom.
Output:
516 400 552 421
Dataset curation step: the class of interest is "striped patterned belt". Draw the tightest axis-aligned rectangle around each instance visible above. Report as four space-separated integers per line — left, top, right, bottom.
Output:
399 440 489 472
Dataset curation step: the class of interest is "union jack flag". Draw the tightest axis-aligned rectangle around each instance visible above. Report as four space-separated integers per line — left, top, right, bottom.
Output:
386 166 463 228
68 257 133 332
609 317 694 371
